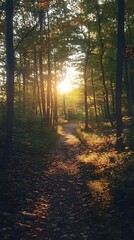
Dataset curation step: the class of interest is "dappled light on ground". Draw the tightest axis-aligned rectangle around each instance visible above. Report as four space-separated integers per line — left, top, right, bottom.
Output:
0 123 133 239
87 179 112 209
48 160 79 175
58 123 80 146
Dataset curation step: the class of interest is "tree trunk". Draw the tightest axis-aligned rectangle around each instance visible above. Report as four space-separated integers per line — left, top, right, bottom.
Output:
39 50 46 122
84 50 89 130
129 59 134 105
116 0 125 151
22 52 26 114
1 0 14 166
127 25 134 104
63 94 67 120
125 57 132 116
39 8 46 123
34 48 42 117
46 9 51 125
110 73 115 119
95 3 114 128
91 68 98 122
53 62 58 124
33 49 37 114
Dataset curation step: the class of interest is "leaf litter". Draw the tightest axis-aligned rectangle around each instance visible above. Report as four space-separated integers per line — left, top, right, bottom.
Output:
0 122 133 240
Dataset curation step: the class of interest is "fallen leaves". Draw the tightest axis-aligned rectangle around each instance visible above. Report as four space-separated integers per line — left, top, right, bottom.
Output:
0 123 133 239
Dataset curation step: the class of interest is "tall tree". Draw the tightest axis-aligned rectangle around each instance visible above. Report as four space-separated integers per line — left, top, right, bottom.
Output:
1 0 14 166
95 1 114 128
116 0 125 151
84 33 90 130
46 8 51 125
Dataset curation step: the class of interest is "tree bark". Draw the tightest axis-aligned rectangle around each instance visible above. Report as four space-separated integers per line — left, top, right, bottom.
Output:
129 59 134 105
116 0 125 151
95 3 114 128
63 94 67 120
84 48 90 130
34 49 42 117
46 9 51 125
1 0 14 166
53 62 58 123
39 50 46 122
110 72 115 119
91 68 98 122
22 52 26 114
125 57 132 116
127 25 134 104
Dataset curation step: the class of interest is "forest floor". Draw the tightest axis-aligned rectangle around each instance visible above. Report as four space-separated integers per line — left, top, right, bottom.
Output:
0 122 134 240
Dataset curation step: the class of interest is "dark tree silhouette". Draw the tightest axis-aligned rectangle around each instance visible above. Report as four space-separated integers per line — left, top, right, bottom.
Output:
1 0 14 166
116 0 125 151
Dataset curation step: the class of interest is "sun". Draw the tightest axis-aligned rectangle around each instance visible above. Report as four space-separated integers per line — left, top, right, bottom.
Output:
58 66 77 94
58 80 72 94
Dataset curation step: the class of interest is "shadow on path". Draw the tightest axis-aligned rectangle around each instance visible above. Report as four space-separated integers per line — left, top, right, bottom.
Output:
0 123 125 240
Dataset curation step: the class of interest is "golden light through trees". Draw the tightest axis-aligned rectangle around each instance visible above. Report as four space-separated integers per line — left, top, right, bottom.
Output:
58 80 73 94
58 67 77 94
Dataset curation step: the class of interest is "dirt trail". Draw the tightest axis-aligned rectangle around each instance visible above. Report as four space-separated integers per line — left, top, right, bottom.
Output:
0 123 132 240
43 122 92 239
48 123 82 175
0 123 100 240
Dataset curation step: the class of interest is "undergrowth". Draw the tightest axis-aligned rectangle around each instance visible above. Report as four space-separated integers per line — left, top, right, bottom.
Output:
76 123 134 239
13 117 58 155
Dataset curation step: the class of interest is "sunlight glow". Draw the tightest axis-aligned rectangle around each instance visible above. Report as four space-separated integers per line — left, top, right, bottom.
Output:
58 80 72 94
58 67 77 94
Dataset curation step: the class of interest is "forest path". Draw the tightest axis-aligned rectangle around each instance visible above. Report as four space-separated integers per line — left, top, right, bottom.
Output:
42 122 93 239
0 123 103 240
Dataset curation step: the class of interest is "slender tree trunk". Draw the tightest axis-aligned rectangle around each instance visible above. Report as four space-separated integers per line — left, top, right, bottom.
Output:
53 62 58 123
50 93 53 126
129 59 134 104
116 0 125 151
1 0 14 166
39 8 46 123
125 57 132 116
91 68 98 122
84 42 90 130
37 78 42 121
22 53 26 114
33 49 37 114
46 9 51 125
101 103 105 121
36 65 42 121
100 54 113 125
18 75 21 114
95 3 114 128
127 25 134 104
110 73 115 118
63 94 67 120
34 48 42 117
39 50 46 122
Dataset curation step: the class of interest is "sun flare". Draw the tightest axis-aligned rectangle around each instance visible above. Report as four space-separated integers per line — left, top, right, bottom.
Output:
58 80 72 94
58 67 77 94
